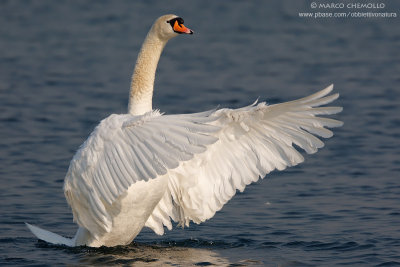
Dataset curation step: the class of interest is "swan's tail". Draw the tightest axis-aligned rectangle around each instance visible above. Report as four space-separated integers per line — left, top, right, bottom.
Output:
25 223 75 247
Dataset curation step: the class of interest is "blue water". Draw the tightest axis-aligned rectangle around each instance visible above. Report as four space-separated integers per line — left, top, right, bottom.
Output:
1 0 400 266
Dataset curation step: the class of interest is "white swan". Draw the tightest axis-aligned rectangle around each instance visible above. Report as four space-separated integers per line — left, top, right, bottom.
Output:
26 14 343 247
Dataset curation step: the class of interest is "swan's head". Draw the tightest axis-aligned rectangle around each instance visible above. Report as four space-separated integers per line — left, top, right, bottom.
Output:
151 14 193 41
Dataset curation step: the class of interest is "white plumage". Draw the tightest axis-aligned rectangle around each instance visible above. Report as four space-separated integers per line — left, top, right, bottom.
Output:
26 14 342 247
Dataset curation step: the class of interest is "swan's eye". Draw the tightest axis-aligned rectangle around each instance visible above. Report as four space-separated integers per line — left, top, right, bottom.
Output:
167 17 184 28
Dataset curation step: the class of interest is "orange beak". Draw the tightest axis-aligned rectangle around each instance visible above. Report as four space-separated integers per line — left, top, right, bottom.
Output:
173 20 193 34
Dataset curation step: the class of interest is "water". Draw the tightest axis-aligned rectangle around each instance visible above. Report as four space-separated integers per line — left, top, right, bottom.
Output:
1 0 399 266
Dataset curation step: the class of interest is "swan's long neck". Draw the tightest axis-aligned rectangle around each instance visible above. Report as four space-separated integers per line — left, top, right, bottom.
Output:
128 31 167 115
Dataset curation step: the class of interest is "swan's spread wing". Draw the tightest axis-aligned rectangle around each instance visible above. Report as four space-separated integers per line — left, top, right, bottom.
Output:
145 85 343 234
64 110 220 238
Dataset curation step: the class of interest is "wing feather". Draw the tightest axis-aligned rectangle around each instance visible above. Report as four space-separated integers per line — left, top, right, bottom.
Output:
64 110 220 237
145 85 343 233
65 85 342 238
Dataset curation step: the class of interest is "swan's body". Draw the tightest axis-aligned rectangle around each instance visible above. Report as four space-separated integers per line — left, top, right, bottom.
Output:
27 14 343 247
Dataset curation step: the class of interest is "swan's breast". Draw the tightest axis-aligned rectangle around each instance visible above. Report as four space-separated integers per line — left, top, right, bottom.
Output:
88 175 169 247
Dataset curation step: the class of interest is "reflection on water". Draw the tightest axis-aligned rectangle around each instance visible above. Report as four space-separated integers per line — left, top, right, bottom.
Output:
38 241 233 266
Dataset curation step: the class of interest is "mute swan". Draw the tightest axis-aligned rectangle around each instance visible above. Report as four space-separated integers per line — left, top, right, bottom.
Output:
26 14 343 247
